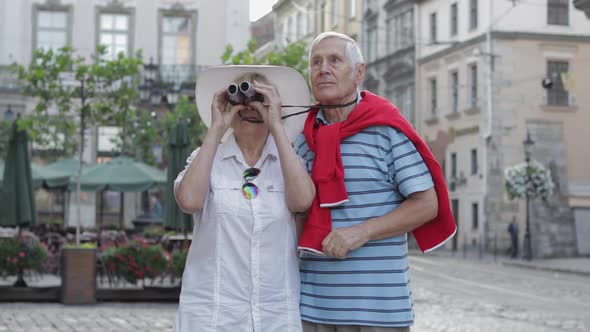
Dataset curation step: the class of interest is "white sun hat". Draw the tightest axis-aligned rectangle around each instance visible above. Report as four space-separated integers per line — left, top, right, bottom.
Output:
195 65 311 142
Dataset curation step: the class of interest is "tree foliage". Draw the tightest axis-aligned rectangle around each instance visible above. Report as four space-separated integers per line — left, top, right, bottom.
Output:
14 45 143 160
221 39 309 81
163 95 207 148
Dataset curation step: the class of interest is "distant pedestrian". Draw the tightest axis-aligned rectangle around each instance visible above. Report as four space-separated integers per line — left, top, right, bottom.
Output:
149 194 163 219
507 219 519 258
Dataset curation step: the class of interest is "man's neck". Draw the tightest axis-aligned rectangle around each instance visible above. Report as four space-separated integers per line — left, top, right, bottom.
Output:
322 92 359 124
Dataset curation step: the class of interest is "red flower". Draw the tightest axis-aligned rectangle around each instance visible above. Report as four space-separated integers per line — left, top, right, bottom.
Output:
18 252 25 258
11 258 18 264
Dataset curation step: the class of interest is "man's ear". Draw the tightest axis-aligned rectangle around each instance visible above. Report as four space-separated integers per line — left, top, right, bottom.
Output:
354 63 365 87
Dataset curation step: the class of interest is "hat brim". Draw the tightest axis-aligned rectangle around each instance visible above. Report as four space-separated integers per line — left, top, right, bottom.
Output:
195 65 311 142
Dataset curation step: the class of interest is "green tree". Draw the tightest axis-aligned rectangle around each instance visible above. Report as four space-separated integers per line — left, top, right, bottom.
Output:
221 39 309 81
14 45 143 244
163 95 207 148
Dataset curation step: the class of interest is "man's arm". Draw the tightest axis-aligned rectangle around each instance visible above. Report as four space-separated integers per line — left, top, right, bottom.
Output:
321 188 438 258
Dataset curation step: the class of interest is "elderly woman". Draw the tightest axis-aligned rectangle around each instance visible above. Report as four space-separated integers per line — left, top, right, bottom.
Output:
173 66 315 332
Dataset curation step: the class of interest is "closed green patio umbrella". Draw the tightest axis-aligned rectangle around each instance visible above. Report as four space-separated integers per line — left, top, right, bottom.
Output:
164 121 193 231
0 123 36 228
0 123 36 287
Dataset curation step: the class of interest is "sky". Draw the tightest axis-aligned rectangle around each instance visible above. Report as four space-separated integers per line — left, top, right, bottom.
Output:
250 0 278 22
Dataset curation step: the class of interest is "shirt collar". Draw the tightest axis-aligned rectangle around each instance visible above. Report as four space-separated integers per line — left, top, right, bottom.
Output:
219 131 278 166
315 90 363 125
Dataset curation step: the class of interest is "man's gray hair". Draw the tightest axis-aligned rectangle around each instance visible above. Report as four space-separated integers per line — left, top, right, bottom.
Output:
308 32 365 68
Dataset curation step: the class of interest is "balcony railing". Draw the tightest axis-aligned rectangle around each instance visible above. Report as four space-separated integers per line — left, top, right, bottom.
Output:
0 65 20 93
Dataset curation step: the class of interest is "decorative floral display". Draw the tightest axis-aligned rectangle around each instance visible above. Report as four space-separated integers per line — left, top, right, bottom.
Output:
0 237 48 277
100 237 169 285
504 159 555 201
171 250 188 279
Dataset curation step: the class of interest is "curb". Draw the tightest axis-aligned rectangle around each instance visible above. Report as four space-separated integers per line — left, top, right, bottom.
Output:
501 260 590 277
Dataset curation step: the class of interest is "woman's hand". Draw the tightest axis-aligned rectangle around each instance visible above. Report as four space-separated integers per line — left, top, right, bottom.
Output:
210 88 243 132
249 80 283 132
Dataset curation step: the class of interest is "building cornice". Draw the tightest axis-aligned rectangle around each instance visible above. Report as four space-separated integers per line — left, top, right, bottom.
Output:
367 46 415 67
384 0 414 13
418 31 590 65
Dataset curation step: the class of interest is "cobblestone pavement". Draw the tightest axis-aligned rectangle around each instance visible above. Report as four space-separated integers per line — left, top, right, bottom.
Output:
410 255 590 331
1 254 588 331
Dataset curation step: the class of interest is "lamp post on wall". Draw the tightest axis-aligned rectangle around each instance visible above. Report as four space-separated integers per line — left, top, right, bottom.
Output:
136 58 184 163
138 58 182 108
4 105 15 122
522 129 535 260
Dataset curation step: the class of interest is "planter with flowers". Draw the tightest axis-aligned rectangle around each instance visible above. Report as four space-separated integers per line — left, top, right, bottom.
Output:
504 159 554 201
60 242 98 304
100 237 169 286
0 236 57 302
96 237 181 301
0 236 48 287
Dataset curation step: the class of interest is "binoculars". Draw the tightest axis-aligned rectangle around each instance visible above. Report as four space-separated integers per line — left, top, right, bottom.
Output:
226 81 265 106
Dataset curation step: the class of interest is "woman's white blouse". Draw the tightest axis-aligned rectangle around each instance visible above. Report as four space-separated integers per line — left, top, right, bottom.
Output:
173 134 302 332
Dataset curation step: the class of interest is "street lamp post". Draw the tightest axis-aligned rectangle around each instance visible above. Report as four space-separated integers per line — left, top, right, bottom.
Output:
4 105 15 122
522 130 535 260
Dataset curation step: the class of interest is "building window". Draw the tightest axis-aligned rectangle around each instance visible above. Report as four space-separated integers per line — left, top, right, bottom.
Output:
392 85 414 123
331 0 339 27
548 0 569 25
469 64 478 108
296 12 303 40
161 15 193 65
451 3 458 36
307 4 314 34
451 152 457 179
470 0 478 30
366 25 377 63
472 203 479 230
386 17 395 54
349 0 356 18
451 199 459 223
321 3 326 31
471 148 478 175
286 16 293 43
388 10 414 53
35 10 69 51
430 78 437 116
98 13 130 60
451 71 459 113
402 10 414 48
430 12 437 43
546 60 569 106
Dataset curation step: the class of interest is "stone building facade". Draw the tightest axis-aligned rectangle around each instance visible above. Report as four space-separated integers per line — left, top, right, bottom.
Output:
416 0 590 257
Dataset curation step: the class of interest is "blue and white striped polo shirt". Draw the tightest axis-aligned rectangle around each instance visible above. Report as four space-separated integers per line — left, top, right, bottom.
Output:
294 109 434 327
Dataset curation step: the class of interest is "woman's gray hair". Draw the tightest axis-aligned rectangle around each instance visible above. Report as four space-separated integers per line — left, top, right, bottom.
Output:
308 32 365 68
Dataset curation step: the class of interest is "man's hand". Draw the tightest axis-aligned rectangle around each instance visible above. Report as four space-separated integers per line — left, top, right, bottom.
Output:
322 224 370 258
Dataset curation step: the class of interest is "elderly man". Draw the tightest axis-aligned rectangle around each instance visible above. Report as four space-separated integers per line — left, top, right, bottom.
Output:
295 32 456 331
